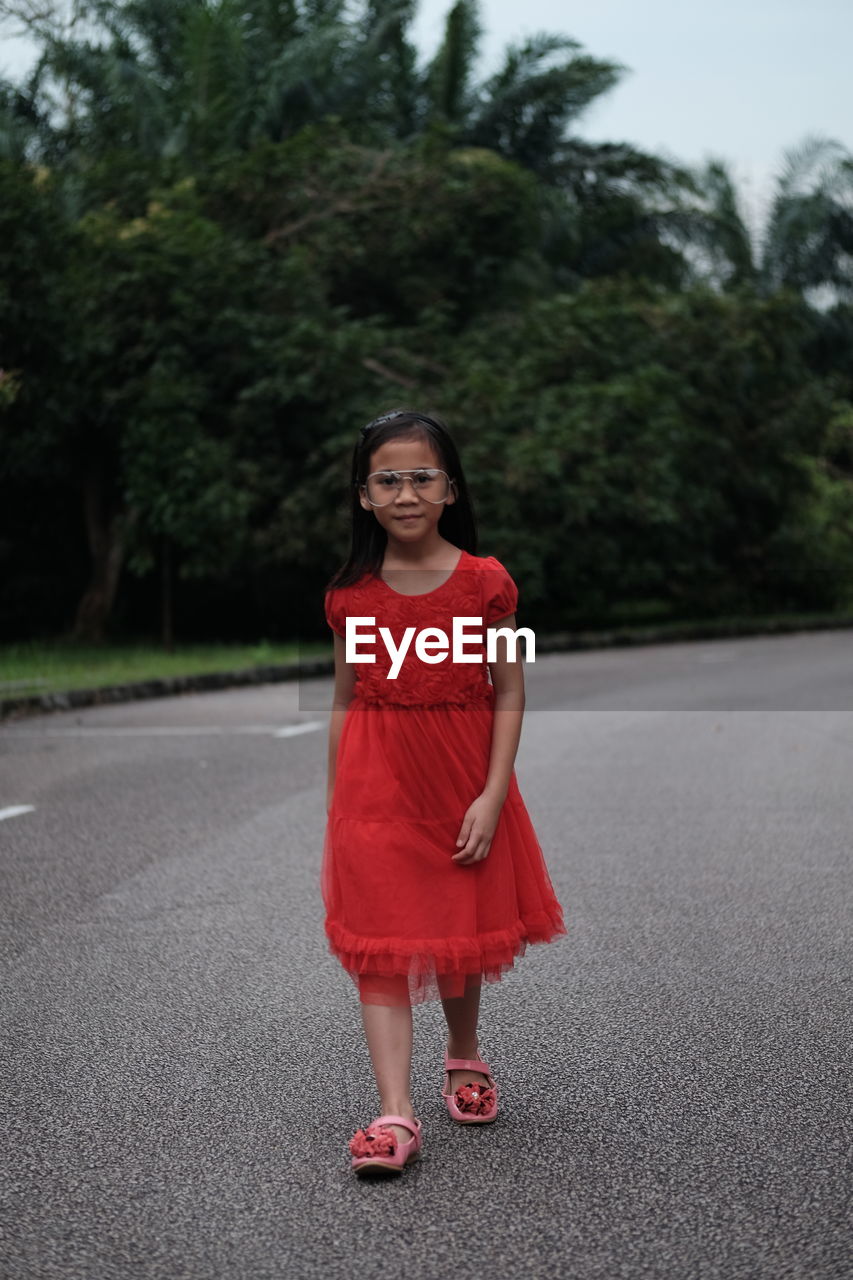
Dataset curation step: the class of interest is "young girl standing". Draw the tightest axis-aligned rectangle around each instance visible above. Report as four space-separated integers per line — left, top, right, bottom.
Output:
323 409 566 1177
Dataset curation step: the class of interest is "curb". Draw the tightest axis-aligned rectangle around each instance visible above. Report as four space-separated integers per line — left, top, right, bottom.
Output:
3 613 853 722
0 659 334 722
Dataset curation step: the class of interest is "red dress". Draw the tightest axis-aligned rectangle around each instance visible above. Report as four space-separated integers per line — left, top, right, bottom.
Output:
322 548 567 1006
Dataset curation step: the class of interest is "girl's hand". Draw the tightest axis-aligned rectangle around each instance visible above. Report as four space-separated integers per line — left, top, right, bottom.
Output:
452 792 503 865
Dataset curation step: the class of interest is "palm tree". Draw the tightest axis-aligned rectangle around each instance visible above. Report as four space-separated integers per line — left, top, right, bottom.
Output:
5 0 628 174
763 136 853 298
682 135 853 301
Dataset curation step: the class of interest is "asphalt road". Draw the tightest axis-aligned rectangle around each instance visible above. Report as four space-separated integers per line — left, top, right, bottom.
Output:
1 630 852 1280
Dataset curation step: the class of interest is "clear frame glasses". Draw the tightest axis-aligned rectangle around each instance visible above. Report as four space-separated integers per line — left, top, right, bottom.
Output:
362 468 452 507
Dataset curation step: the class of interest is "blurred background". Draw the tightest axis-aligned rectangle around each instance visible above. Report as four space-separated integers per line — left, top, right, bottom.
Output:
1 0 852 692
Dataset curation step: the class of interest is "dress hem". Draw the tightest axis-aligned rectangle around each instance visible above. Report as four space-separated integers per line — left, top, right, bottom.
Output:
325 909 567 1004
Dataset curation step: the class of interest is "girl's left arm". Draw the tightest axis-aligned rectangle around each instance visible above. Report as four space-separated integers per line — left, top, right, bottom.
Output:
452 613 525 865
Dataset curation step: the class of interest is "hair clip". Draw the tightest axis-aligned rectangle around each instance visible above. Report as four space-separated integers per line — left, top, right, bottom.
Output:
360 411 405 437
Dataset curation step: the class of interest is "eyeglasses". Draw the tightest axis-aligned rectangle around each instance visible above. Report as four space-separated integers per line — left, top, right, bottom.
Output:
362 468 452 507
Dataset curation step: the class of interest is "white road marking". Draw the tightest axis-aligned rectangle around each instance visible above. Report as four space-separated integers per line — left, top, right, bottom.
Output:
0 723 325 738
273 721 325 738
0 805 35 821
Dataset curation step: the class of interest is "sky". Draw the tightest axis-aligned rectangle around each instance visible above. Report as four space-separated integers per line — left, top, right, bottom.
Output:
2 0 851 231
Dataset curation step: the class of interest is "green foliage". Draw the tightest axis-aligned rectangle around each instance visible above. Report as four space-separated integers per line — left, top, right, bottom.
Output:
0 160 76 480
405 280 852 619
682 137 853 302
1 2 852 641
426 1 482 127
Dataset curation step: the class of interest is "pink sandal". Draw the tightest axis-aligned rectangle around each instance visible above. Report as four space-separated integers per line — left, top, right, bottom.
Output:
441 1049 499 1124
348 1115 423 1176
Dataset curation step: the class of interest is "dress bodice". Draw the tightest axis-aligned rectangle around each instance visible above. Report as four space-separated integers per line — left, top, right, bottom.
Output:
324 550 519 707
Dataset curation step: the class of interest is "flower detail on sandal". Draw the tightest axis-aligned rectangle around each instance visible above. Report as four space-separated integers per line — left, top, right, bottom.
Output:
454 1082 497 1115
442 1049 499 1123
349 1126 397 1158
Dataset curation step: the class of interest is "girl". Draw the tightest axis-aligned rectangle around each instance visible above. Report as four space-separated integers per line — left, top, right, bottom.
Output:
323 408 567 1177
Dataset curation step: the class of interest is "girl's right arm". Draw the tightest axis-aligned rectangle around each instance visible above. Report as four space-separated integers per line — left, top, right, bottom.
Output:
327 632 357 814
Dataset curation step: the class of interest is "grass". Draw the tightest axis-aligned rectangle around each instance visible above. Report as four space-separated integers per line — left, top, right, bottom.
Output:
0 639 332 696
542 607 853 641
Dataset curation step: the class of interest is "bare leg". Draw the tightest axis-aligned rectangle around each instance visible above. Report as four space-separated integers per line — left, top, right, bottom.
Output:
359 982 416 1145
440 974 491 1094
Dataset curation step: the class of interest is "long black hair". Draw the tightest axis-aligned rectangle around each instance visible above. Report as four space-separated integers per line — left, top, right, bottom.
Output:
325 409 478 591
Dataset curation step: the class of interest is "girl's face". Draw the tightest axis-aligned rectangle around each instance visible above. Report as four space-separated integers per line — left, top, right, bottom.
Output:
359 434 455 542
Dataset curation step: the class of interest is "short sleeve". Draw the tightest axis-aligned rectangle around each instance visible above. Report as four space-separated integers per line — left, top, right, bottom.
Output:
482 557 519 625
324 588 346 639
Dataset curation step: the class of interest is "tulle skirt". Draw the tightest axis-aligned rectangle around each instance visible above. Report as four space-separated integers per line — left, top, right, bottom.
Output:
321 692 567 1006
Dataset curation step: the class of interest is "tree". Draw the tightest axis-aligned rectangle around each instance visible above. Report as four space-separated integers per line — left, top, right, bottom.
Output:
407 279 852 621
682 135 853 303
5 1 629 183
